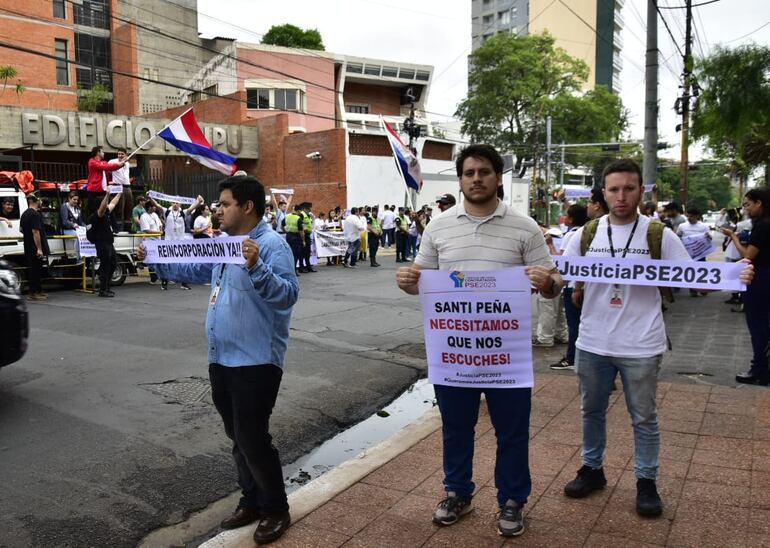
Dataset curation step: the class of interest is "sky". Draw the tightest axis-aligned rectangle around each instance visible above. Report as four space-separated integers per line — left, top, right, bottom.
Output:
196 0 769 162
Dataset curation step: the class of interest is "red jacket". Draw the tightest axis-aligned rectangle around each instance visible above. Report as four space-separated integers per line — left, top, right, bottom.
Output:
87 157 122 192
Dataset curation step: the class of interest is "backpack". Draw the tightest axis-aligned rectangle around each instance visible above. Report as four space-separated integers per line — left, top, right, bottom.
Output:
579 216 674 303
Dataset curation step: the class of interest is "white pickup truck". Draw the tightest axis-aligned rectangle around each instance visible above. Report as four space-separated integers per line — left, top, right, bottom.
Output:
0 187 142 287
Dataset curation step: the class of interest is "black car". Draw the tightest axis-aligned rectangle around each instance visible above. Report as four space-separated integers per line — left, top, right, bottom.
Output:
0 259 28 367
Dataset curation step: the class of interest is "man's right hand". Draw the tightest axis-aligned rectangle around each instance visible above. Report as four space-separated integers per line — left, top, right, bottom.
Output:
396 266 421 295
137 243 146 261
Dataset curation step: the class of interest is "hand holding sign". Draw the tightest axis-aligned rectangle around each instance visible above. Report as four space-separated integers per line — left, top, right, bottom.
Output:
242 238 260 269
137 243 146 261
397 266 421 295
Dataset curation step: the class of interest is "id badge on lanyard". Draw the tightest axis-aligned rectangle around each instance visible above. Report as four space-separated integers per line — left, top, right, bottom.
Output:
210 265 227 305
606 217 639 310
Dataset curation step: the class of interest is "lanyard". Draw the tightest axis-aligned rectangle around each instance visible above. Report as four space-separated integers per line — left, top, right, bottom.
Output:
607 216 639 258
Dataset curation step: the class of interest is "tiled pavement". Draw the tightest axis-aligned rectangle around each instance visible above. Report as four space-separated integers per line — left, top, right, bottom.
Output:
267 373 770 548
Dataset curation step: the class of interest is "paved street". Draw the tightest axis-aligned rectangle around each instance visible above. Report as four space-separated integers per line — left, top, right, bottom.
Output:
0 249 758 547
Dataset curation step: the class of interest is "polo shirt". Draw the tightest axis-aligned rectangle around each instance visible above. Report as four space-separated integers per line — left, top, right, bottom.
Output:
415 200 555 271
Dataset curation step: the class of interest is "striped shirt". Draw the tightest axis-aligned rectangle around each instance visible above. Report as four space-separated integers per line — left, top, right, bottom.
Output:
414 200 554 271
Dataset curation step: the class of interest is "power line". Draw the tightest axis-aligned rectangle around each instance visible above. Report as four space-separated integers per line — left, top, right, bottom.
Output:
724 19 770 43
658 0 722 8
655 4 685 58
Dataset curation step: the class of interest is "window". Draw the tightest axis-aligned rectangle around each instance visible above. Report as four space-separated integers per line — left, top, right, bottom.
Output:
246 88 302 111
55 39 68 85
246 89 269 109
416 70 430 81
364 64 381 76
499 10 510 25
482 14 493 24
274 89 298 111
398 68 415 79
346 63 363 74
345 104 369 114
381 66 398 77
53 0 66 19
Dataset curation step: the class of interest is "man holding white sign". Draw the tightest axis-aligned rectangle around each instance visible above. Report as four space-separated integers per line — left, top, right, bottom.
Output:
396 144 563 538
561 159 753 518
138 175 299 544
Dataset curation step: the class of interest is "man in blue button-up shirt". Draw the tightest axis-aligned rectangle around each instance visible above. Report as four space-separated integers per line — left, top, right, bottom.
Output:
139 175 299 544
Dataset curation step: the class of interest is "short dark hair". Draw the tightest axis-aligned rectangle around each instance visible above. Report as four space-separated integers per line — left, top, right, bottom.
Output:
589 188 608 212
90 146 102 157
686 207 701 217
116 147 127 153
663 201 681 213
601 159 642 188
350 207 358 215
455 144 504 177
745 188 770 219
137 196 146 203
567 204 588 227
218 175 265 218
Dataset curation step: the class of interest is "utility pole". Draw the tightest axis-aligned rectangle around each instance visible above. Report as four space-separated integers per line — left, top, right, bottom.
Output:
643 0 658 193
545 116 552 225
402 87 421 210
678 0 693 205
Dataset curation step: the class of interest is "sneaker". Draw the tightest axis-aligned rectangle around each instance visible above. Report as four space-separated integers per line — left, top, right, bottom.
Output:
564 465 607 498
497 500 524 537
736 370 770 386
636 478 663 517
549 357 574 371
724 296 740 305
180 284 191 290
432 492 473 526
532 338 554 348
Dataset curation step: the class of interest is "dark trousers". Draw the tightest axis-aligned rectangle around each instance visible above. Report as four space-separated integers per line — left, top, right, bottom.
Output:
383 228 395 247
368 233 380 264
209 363 288 514
302 232 312 268
95 241 115 290
434 384 532 507
745 267 770 376
87 191 105 217
395 231 408 261
120 186 133 231
285 233 303 270
344 239 360 266
25 253 43 294
407 234 418 258
563 287 581 365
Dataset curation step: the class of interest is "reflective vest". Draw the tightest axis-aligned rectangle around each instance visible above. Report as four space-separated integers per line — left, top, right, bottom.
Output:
284 213 302 233
302 213 313 231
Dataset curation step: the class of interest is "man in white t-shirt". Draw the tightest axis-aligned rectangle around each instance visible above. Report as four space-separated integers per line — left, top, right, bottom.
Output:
108 148 133 231
342 207 364 267
380 206 396 248
561 159 694 518
677 206 712 296
140 203 164 287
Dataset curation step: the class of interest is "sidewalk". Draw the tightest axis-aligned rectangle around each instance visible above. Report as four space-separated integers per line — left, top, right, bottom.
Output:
204 373 770 548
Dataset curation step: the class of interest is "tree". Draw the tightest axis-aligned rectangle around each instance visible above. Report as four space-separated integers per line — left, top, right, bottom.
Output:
261 24 325 50
692 44 770 186
657 164 735 211
455 32 589 174
77 83 109 112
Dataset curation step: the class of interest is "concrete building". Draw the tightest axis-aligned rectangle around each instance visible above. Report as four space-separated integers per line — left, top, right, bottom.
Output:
470 0 624 92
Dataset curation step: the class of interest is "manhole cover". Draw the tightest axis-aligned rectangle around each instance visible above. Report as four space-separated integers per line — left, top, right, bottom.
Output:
140 377 211 404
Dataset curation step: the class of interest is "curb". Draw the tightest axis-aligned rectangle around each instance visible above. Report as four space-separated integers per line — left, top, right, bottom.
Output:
199 406 442 548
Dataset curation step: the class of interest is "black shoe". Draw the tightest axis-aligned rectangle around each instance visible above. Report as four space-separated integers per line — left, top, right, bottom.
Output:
497 500 524 537
432 492 473 526
549 357 574 371
724 296 741 305
636 478 663 517
370 262 379 267
253 511 291 545
220 506 260 530
564 465 607 498
98 290 114 298
307 267 317 273
736 370 770 386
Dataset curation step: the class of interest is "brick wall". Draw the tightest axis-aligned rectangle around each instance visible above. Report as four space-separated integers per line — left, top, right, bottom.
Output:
422 140 454 161
349 134 391 156
343 82 401 115
112 23 139 115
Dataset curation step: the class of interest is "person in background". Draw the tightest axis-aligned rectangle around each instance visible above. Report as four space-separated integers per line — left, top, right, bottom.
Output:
367 206 382 267
342 207 364 268
662 201 686 232
109 148 133 231
86 146 124 213
299 203 316 273
140 201 164 287
313 211 327 232
723 207 752 309
407 211 420 260
88 190 122 298
0 196 16 229
192 204 213 238
275 200 287 234
283 205 305 275
20 194 50 301
721 188 770 385
587 187 609 220
381 204 396 248
394 207 409 262
132 196 147 234
436 193 456 213
149 195 203 290
60 191 85 235
677 206 711 297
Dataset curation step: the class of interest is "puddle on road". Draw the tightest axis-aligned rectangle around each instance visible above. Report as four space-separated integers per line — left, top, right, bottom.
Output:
282 378 435 492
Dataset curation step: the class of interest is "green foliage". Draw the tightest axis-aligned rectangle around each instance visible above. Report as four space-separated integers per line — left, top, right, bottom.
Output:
456 32 589 170
657 164 735 211
77 83 109 112
261 24 325 50
0 65 18 95
692 44 770 183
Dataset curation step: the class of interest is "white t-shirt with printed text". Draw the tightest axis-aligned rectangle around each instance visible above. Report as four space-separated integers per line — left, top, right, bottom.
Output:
563 215 690 358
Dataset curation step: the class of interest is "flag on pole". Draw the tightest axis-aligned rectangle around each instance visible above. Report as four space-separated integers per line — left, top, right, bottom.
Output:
158 108 237 175
382 118 422 193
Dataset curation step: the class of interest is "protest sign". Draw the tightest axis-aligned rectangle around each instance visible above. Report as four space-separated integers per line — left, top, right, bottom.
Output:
418 268 533 389
552 255 746 291
681 233 717 261
107 185 123 194
564 188 592 199
75 227 96 257
143 236 246 264
314 230 347 257
147 190 198 205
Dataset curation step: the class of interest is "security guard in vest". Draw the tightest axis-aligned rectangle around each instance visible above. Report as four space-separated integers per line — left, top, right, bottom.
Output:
299 202 316 273
283 205 305 275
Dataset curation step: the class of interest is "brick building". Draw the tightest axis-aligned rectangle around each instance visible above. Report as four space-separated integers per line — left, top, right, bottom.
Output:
0 1 461 211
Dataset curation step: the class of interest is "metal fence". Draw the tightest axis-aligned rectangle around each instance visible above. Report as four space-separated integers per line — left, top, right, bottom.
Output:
23 162 87 183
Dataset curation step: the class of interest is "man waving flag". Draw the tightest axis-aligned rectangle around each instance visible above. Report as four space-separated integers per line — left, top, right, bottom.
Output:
157 108 237 175
382 118 422 193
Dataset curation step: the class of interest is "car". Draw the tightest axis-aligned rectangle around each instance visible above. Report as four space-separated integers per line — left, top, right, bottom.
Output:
0 259 28 368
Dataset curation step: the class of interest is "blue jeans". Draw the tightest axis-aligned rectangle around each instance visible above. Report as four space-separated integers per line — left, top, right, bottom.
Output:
576 349 662 480
434 385 531 507
563 287 580 364
407 234 418 258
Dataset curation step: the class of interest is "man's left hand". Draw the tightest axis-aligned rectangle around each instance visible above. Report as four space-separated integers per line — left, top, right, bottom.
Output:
525 265 555 294
242 238 260 269
739 259 754 285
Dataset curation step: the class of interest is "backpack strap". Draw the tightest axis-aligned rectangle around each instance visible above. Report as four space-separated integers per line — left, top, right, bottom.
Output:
580 218 601 256
646 219 674 303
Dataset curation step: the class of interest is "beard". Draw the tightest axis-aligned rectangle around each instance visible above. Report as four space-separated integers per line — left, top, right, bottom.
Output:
461 185 498 205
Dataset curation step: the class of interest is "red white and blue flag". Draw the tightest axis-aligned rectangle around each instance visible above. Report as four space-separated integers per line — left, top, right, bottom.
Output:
382 119 422 193
158 108 237 175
